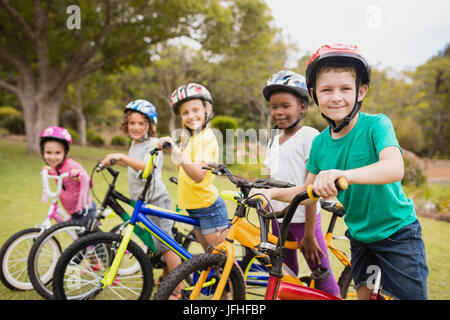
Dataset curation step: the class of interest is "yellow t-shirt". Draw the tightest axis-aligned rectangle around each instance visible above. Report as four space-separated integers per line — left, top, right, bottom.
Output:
177 128 219 209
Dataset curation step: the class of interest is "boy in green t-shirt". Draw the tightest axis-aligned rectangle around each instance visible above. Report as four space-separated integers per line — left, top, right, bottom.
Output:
257 44 428 300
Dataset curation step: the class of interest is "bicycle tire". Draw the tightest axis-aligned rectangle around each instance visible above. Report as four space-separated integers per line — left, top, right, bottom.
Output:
27 221 93 300
0 228 42 291
53 232 153 300
153 253 246 300
337 265 353 299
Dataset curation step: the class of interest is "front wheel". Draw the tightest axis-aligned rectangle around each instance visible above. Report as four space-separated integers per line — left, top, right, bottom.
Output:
154 253 246 300
27 221 92 300
0 228 42 290
53 232 154 300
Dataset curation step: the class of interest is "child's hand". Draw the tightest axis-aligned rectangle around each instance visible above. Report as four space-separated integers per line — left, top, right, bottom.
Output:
41 165 52 172
71 169 81 181
101 153 123 167
313 169 346 199
157 137 175 151
299 236 324 265
249 189 271 209
158 137 184 165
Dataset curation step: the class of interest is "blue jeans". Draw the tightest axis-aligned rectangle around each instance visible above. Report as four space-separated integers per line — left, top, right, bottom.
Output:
346 219 428 299
186 196 229 235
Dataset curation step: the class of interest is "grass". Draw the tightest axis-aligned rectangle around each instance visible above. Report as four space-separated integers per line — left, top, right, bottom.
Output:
0 139 449 300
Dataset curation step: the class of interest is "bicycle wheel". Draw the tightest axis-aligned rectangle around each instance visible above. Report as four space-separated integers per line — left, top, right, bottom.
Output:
27 221 93 300
0 228 41 290
153 253 246 300
239 247 271 299
53 232 153 300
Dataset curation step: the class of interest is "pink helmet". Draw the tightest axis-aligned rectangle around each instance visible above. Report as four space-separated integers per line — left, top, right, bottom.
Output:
40 126 72 143
39 126 72 158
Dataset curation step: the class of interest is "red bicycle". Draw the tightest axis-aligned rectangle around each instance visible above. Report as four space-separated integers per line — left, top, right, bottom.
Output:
251 178 382 300
154 175 385 300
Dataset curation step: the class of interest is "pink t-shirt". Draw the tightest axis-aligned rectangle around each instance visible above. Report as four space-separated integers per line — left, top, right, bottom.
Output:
49 158 93 215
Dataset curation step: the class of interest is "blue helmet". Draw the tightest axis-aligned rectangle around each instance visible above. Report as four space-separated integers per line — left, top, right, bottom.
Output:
124 99 158 125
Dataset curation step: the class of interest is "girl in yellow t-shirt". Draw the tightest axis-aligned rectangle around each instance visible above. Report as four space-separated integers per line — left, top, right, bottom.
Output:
158 83 228 251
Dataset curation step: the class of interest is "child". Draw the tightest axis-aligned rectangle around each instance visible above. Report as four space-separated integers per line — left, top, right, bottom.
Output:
257 44 428 300
262 70 340 297
100 99 182 285
40 126 96 227
157 83 229 251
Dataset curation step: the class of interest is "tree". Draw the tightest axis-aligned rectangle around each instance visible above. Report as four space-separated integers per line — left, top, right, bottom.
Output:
198 0 294 130
0 0 232 153
412 47 450 157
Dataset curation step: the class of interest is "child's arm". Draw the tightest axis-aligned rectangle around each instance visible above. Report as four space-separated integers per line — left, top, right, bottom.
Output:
313 146 404 198
298 172 324 265
101 153 147 172
157 137 207 183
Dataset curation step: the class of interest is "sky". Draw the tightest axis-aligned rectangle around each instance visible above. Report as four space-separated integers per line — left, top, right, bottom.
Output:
264 0 450 72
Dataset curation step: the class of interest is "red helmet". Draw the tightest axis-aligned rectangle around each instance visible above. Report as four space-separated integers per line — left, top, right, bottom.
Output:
306 44 371 93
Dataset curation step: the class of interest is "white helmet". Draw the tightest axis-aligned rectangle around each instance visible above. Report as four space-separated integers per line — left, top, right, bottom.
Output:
263 70 309 103
170 83 213 115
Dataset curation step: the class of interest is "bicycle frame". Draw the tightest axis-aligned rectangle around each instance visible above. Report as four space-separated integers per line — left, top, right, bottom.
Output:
188 191 302 300
99 150 200 288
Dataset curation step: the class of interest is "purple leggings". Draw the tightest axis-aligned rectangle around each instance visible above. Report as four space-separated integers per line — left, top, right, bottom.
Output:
271 213 340 297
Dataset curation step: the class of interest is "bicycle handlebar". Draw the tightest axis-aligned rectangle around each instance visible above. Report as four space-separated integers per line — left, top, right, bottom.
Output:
247 177 348 220
203 163 294 190
41 169 70 199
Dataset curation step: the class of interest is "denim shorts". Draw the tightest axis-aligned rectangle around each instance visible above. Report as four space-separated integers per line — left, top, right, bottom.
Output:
186 196 229 235
345 219 429 299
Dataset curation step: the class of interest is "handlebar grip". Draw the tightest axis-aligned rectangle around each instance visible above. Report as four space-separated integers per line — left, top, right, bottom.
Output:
335 177 348 191
110 158 117 165
265 178 295 188
306 177 348 202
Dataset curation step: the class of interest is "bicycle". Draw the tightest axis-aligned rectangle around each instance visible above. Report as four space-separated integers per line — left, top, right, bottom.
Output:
152 163 314 300
154 173 387 300
52 144 291 300
27 159 197 300
0 169 71 291
239 198 354 299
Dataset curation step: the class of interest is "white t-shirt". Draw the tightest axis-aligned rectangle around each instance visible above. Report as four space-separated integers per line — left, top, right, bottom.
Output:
264 126 321 223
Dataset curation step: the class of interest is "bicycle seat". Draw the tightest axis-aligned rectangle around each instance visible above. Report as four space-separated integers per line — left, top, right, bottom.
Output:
319 199 346 217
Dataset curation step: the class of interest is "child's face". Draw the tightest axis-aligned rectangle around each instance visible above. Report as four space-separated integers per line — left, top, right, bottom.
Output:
179 99 206 131
314 68 368 124
269 92 305 130
43 141 65 168
127 112 149 141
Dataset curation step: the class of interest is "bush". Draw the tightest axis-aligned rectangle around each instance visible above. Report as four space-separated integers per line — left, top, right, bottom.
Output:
86 128 105 146
211 116 238 135
0 106 20 122
0 106 24 134
402 152 427 187
2 114 25 134
110 135 127 146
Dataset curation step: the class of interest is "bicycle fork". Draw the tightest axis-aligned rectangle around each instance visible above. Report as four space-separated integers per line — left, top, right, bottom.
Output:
189 241 235 300
100 223 135 288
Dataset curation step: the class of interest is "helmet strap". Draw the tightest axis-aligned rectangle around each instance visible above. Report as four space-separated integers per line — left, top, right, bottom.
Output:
315 79 362 133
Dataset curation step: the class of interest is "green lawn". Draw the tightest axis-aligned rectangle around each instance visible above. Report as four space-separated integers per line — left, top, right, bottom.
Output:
0 139 448 300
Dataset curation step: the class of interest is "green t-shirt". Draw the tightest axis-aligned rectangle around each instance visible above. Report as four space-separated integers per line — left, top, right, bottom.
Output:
306 113 417 243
